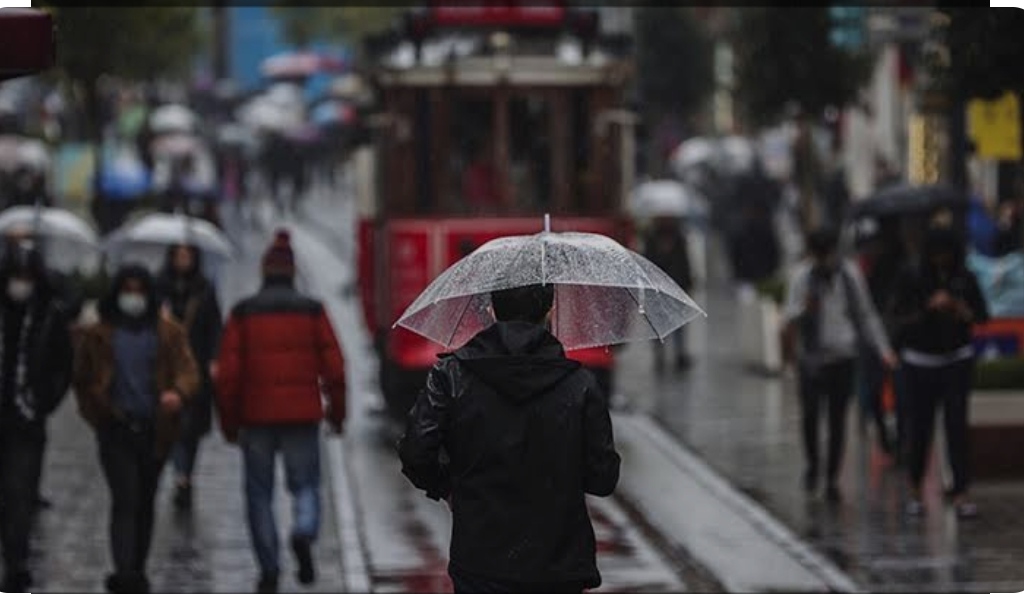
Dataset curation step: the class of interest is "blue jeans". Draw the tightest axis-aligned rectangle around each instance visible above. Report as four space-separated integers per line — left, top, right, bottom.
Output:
241 423 321 575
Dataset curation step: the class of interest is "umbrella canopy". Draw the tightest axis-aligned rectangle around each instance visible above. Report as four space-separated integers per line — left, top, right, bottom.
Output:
261 51 344 79
0 205 98 248
97 152 150 200
717 135 756 175
848 183 967 219
149 104 198 135
150 132 203 159
15 138 50 173
670 137 717 177
628 179 708 219
104 212 234 261
394 223 706 351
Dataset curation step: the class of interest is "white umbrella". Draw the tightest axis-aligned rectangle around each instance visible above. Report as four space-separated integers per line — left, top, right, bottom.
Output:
0 205 99 248
260 52 331 79
628 180 708 219
670 137 718 179
104 212 234 261
395 216 706 351
150 132 203 159
149 104 198 134
15 138 50 173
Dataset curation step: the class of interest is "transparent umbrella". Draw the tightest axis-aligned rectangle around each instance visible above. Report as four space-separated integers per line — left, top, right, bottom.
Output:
149 104 198 135
395 216 706 351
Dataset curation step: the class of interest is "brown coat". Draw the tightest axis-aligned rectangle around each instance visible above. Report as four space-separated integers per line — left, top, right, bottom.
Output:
72 317 200 459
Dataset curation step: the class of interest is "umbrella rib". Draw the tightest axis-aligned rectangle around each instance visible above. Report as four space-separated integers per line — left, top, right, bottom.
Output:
445 295 475 349
625 286 664 343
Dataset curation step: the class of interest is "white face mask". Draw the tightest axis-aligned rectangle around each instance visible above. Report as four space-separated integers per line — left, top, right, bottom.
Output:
6 279 34 303
118 293 147 317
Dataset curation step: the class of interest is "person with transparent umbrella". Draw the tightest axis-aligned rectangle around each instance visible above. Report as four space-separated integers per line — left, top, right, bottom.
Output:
396 216 705 593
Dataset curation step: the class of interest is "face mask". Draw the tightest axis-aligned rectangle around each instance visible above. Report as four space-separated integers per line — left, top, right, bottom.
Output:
6 279 33 303
118 293 147 317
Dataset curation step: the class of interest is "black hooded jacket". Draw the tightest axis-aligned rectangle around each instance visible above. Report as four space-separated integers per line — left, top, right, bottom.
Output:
889 229 990 354
398 321 620 588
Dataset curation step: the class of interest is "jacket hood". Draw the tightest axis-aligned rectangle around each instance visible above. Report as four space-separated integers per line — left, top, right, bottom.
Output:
453 321 580 402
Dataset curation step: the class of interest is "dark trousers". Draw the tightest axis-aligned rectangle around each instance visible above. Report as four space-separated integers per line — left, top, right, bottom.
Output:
798 358 856 484
98 420 166 577
449 568 584 593
0 420 46 575
904 359 975 495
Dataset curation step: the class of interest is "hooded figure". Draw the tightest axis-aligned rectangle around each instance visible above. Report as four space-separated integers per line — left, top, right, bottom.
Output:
889 225 989 518
157 244 223 511
73 264 199 594
0 240 73 592
399 283 621 594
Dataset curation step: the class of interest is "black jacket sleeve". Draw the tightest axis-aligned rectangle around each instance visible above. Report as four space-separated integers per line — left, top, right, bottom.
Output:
581 374 620 497
36 302 73 416
398 360 453 501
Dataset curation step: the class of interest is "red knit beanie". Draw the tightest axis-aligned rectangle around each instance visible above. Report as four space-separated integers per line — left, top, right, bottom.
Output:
262 229 295 278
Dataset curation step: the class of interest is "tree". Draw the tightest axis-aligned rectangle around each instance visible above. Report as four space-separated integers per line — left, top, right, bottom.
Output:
270 7 405 57
45 7 203 141
940 7 1024 99
634 7 715 174
732 7 872 128
635 7 714 120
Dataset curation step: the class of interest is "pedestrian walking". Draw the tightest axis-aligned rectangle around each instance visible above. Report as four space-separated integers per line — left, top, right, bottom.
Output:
643 217 694 371
157 243 223 511
214 230 346 594
889 226 989 518
72 264 199 594
781 227 898 502
0 241 73 592
399 283 621 594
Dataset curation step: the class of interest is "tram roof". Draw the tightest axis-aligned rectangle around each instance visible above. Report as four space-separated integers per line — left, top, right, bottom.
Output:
372 54 630 88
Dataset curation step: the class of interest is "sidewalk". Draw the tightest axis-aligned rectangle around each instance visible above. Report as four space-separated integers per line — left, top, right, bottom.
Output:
613 234 1024 593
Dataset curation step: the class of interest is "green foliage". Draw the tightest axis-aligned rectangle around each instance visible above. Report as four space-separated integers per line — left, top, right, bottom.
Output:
634 7 715 120
732 7 873 126
269 7 405 50
974 357 1024 390
44 6 204 85
940 7 1024 99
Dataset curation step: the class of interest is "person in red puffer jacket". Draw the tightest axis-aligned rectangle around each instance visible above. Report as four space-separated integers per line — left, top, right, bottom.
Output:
214 229 346 594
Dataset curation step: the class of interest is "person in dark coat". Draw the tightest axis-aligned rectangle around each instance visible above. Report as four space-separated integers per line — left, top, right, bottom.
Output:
0 241 73 592
398 283 621 594
729 199 781 289
643 217 694 371
889 226 990 518
215 230 346 594
72 265 200 594
157 244 223 511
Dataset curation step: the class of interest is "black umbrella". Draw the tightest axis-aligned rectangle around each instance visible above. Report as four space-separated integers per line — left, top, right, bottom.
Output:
847 183 967 219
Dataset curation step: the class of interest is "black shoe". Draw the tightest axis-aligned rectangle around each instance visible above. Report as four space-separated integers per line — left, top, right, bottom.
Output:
291 534 316 585
35 494 52 510
257 572 279 593
173 482 193 511
675 355 692 371
3 569 32 592
825 484 841 503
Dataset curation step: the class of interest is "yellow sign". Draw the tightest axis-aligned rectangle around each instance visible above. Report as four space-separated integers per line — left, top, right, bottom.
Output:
968 92 1022 161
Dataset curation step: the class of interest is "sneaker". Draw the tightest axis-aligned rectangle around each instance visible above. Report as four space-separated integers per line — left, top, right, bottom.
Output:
256 572 279 593
291 534 316 585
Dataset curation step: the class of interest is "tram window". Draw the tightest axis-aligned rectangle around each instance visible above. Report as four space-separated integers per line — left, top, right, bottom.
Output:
450 96 497 215
508 95 552 213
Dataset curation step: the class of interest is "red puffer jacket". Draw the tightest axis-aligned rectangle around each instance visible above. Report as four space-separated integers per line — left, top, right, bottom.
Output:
215 282 345 439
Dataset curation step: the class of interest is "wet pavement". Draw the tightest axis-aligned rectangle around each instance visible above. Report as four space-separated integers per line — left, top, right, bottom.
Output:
614 233 1024 593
